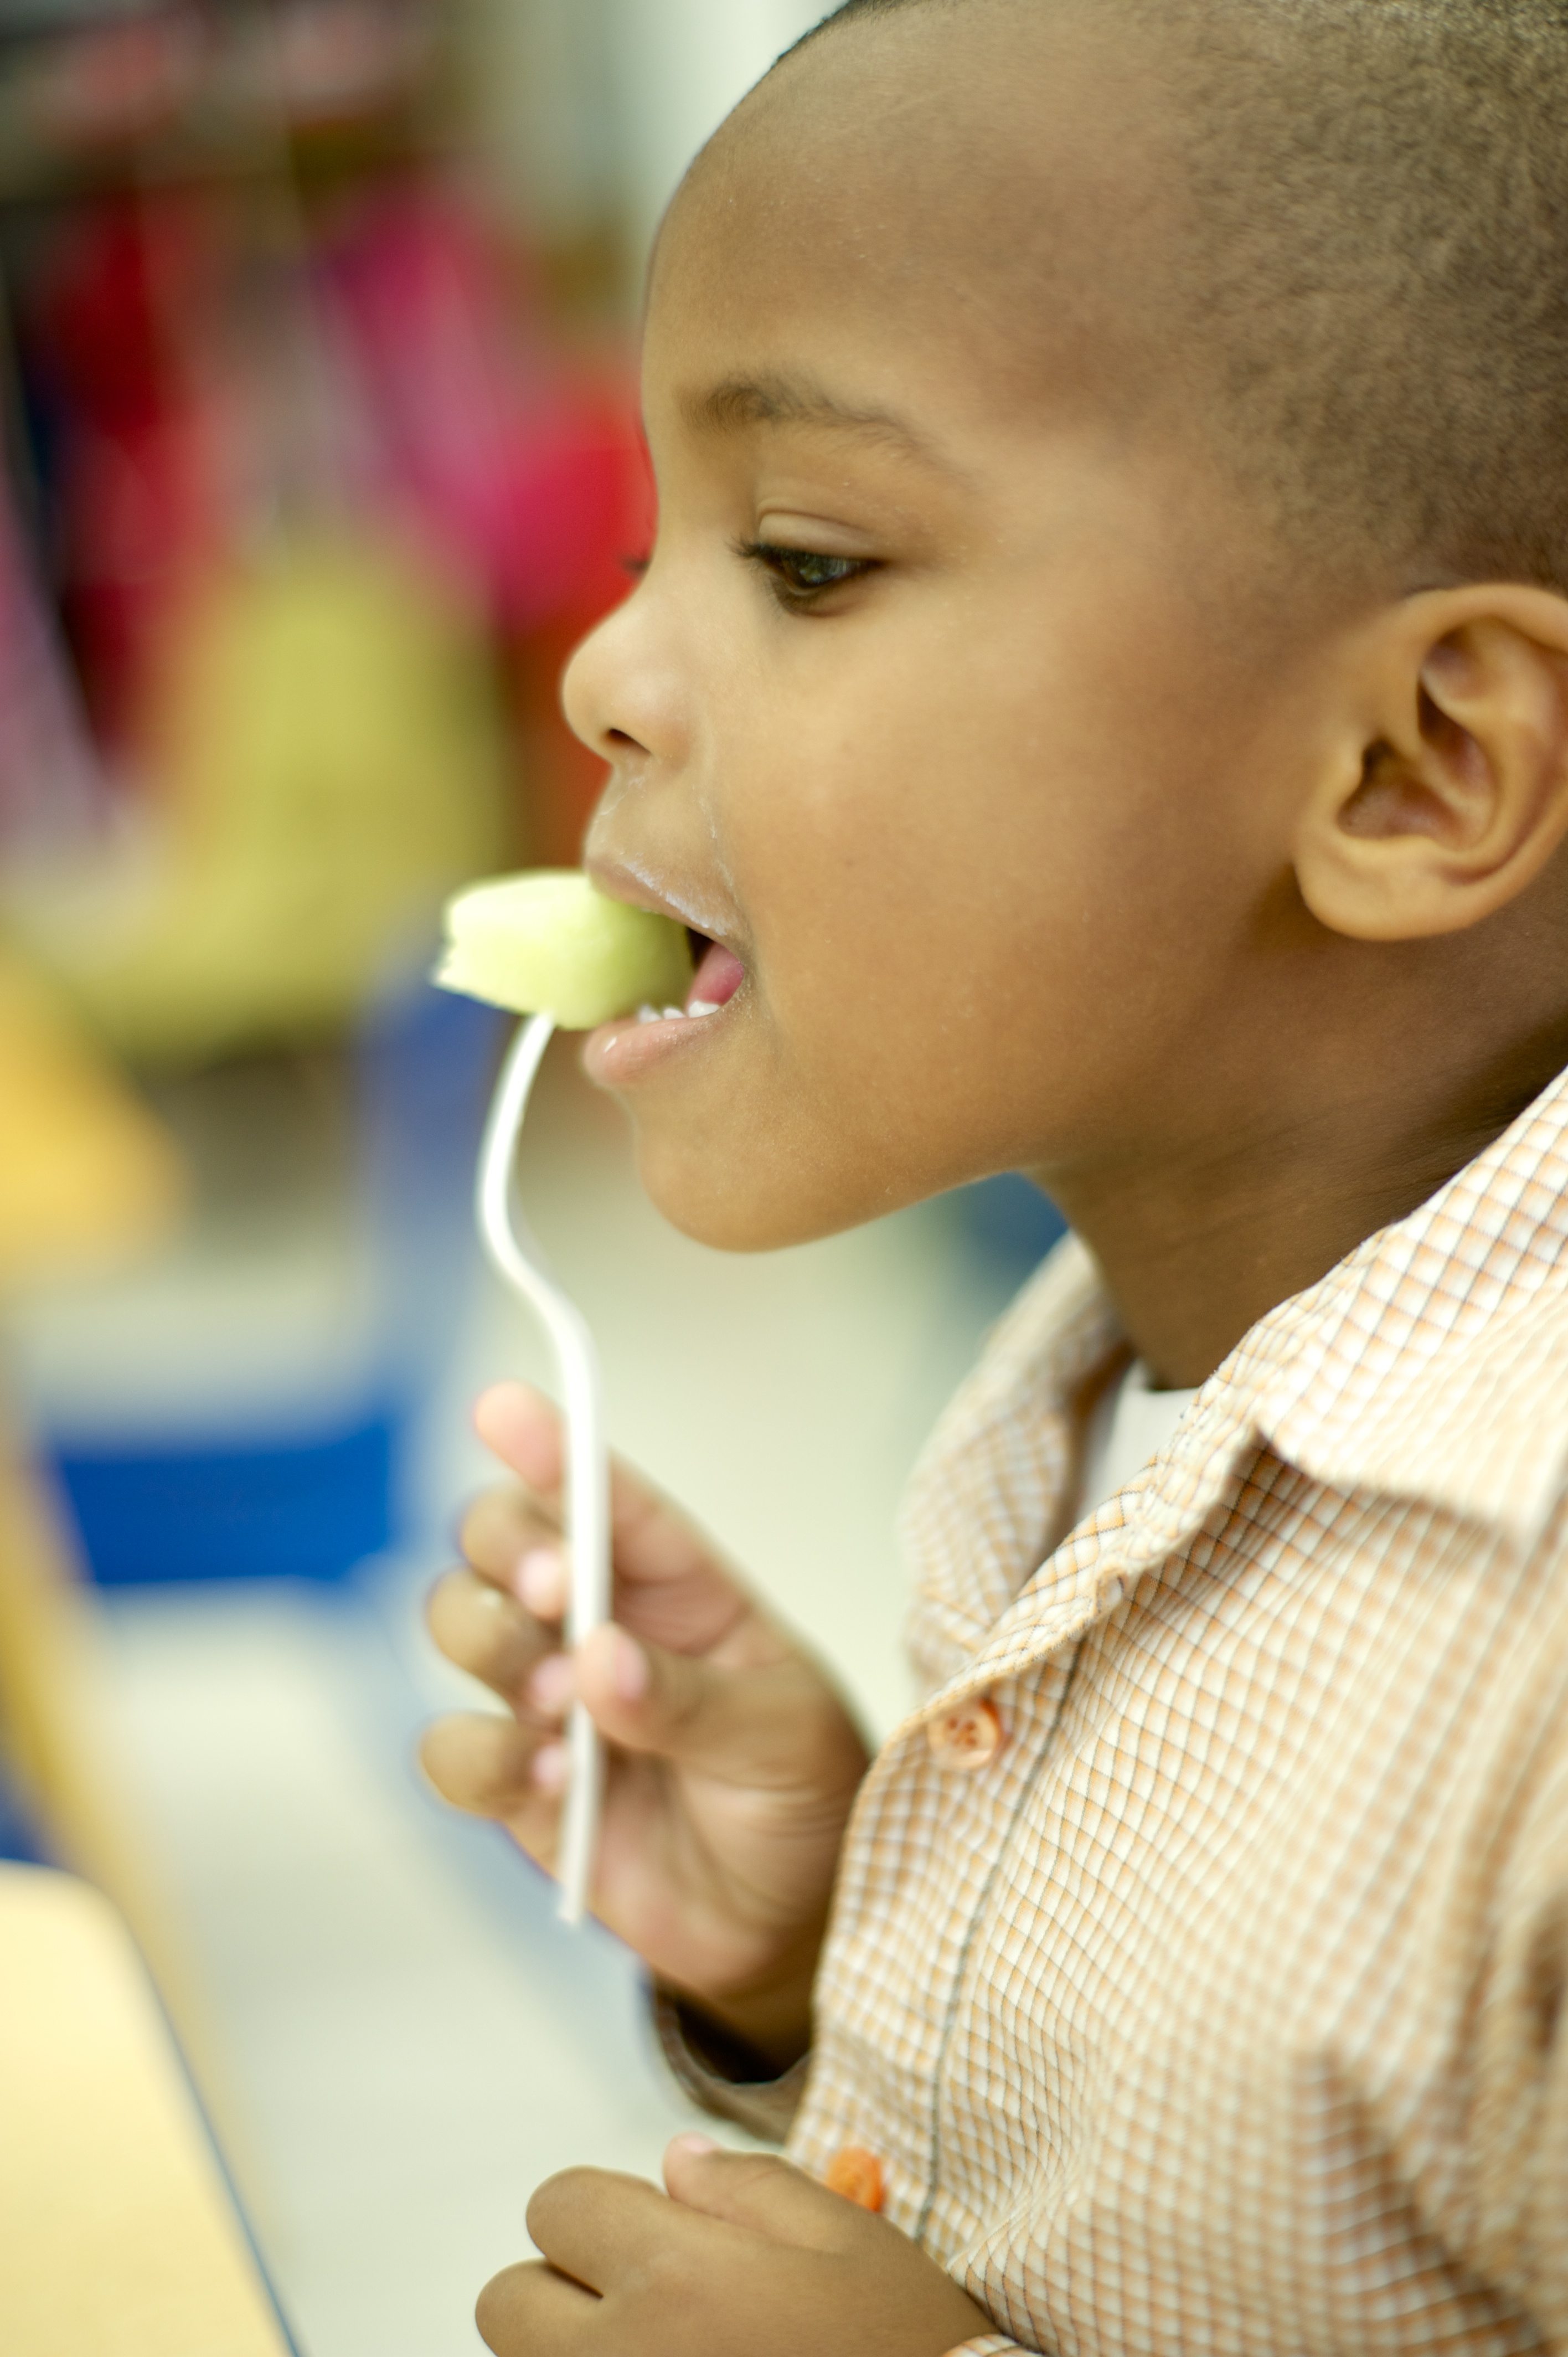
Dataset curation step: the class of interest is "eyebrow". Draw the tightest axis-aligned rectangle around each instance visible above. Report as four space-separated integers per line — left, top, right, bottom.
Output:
679 372 955 474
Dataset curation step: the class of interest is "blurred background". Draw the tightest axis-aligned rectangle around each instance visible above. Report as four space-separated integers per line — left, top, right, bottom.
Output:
0 3 1065 2349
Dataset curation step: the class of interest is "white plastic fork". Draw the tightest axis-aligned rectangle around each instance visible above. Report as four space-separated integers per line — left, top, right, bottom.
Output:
476 1012 608 1927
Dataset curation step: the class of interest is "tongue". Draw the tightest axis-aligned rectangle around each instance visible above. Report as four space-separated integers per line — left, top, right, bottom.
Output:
688 939 745 1010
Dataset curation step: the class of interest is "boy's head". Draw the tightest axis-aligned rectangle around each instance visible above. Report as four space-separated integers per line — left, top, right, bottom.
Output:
788 0 1568 600
566 0 1568 1264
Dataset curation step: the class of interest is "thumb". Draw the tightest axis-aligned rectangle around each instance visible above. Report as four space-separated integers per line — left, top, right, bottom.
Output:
662 2137 852 2249
575 1622 806 1778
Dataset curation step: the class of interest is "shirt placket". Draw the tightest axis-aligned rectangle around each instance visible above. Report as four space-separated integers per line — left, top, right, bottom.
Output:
825 1403 1265 2252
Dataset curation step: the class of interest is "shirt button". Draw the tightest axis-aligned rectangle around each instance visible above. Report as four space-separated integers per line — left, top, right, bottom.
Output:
824 2145 885 2211
926 1695 1004 1771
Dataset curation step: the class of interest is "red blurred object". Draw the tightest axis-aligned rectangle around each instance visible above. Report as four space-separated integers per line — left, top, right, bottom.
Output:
22 197 230 752
13 168 647 855
321 188 652 856
322 188 647 629
270 0 434 128
24 9 206 151
0 472 104 852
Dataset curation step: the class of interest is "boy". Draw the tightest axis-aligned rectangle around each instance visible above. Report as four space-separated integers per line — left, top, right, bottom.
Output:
422 1 1568 2348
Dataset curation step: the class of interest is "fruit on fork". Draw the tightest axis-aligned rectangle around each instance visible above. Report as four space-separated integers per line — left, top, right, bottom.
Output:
436 869 693 1028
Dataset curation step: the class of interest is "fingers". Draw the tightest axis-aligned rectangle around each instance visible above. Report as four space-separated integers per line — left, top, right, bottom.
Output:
476 2260 596 2355
418 1712 564 1866
426 1569 558 1704
571 1622 746 1769
458 1483 562 1599
429 1556 865 1797
527 2167 720 2297
575 1622 869 1790
662 2139 854 2251
472 1384 757 1655
510 2154 995 2357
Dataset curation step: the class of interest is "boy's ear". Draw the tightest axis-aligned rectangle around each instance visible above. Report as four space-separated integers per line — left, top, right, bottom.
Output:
1295 586 1568 941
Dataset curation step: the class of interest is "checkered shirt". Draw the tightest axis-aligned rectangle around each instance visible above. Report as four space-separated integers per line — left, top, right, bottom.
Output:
697 1065 1568 2353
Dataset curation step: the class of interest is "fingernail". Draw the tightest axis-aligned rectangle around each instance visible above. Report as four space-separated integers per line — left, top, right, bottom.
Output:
670 2133 718 2158
515 1547 564 1616
531 1741 567 1794
611 1628 649 1703
527 1653 575 1715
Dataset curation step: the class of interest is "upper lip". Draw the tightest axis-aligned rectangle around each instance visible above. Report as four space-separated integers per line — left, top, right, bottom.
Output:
585 851 740 954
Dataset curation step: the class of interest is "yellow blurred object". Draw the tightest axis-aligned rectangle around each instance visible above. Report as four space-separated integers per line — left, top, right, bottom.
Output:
0 950 203 2059
0 949 187 1288
0 1865 292 2357
0 1388 195 2009
33 535 509 1062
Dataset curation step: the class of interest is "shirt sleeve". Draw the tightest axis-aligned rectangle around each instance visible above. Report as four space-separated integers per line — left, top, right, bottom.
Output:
648 1983 809 2145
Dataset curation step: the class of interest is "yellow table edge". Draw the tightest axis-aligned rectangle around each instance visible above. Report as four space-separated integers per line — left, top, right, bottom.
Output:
0 1862 299 2357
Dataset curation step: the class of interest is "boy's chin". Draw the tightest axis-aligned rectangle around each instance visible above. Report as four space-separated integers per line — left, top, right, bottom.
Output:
631 1129 901 1257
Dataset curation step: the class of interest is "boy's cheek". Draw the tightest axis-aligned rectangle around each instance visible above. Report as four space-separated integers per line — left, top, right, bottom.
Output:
597 626 1256 1247
606 812 1089 1249
615 984 1039 1252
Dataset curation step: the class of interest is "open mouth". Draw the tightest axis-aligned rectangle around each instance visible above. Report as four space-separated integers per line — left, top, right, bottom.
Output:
634 929 746 1025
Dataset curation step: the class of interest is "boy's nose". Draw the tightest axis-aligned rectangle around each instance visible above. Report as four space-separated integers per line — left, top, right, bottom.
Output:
560 594 685 775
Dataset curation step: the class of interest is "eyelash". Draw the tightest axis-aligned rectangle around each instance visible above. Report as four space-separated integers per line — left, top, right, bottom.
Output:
733 538 878 610
618 543 879 610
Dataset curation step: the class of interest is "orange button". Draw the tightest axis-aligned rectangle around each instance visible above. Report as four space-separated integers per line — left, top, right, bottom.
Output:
926 1695 1004 1771
824 2145 885 2211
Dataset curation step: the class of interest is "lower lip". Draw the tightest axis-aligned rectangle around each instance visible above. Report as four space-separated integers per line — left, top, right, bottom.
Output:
581 1000 734 1088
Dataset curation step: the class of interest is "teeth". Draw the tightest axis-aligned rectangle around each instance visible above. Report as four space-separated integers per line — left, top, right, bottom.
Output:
637 1001 719 1025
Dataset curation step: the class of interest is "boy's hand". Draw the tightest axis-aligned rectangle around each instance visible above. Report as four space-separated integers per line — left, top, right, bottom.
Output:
420 1383 870 2060
475 2135 995 2356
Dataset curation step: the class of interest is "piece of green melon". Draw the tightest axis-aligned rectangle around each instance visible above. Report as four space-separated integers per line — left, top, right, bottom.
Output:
434 869 693 1028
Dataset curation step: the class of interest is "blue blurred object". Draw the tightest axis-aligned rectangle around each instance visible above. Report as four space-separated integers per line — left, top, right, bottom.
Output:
355 962 509 1381
51 1413 397 1586
953 1171 1069 1282
46 975 506 1589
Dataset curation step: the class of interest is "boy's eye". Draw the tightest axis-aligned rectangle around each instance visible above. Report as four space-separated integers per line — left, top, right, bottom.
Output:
735 538 878 609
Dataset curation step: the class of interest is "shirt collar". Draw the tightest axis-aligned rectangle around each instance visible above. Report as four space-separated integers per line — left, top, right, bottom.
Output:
1247 1056 1568 1548
903 1059 1568 1712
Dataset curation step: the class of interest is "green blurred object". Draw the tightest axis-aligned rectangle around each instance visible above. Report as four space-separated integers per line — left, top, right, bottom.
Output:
435 869 693 1027
20 536 508 1064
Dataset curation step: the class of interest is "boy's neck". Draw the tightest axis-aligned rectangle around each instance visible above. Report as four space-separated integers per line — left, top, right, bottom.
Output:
1041 973 1568 1392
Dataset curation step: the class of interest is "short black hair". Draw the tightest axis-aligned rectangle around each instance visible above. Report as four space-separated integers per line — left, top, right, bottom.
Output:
780 0 1568 601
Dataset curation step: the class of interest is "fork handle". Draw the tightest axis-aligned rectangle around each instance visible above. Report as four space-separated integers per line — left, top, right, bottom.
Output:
477 1013 610 1927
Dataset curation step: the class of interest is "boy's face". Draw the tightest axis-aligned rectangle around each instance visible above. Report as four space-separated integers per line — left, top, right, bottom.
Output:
566 11 1337 1250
